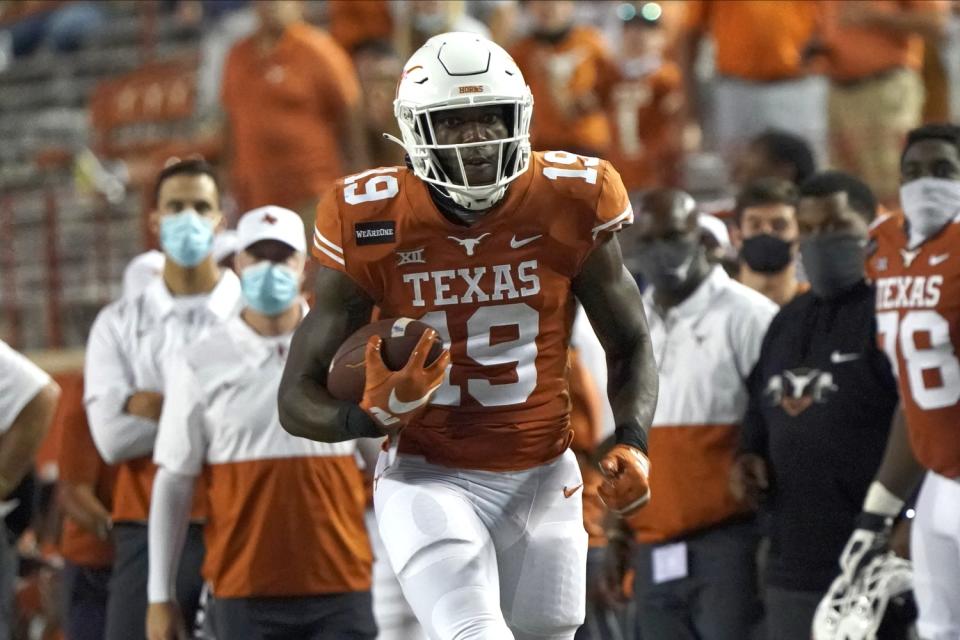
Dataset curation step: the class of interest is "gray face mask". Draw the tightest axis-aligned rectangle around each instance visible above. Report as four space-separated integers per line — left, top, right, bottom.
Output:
633 238 701 293
800 232 866 298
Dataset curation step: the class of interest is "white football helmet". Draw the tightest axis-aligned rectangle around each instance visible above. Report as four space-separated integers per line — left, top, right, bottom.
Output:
392 32 533 210
813 553 918 640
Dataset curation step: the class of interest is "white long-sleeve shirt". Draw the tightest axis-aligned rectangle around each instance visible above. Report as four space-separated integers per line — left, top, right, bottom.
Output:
149 313 369 600
84 270 241 522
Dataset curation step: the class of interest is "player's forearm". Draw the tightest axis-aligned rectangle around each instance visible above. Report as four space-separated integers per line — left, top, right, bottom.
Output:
278 379 382 443
606 336 658 454
0 381 59 497
873 405 925 503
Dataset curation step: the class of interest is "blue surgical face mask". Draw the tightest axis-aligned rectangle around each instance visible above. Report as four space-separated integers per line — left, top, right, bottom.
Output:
159 209 215 267
240 261 300 316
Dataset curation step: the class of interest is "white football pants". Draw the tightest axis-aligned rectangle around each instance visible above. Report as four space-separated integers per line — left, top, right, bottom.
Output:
365 510 427 640
374 448 588 640
912 471 960 640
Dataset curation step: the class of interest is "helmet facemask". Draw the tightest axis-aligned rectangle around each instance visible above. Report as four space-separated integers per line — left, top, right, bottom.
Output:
393 94 533 210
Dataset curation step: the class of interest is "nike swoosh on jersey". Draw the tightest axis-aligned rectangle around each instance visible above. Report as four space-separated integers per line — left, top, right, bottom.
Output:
510 234 543 249
830 351 861 364
563 483 584 498
388 385 439 414
930 253 950 266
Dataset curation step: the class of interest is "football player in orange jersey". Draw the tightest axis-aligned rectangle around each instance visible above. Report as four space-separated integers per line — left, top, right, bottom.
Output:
278 32 658 640
838 124 960 638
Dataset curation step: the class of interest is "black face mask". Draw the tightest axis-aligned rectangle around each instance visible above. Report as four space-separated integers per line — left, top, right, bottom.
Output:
740 234 794 273
532 24 573 45
800 232 866 298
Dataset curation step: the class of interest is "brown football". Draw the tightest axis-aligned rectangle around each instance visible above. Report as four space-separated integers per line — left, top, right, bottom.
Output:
326 318 445 403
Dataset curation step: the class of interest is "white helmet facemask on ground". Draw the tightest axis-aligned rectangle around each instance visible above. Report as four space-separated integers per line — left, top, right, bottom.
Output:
813 553 918 640
390 32 533 211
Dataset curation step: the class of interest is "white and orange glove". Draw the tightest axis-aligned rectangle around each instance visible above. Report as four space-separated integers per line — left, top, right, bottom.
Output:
598 444 651 516
359 329 450 433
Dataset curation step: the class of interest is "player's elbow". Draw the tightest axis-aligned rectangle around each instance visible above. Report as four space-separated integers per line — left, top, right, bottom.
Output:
277 403 306 439
278 414 333 443
277 385 344 442
278 389 328 441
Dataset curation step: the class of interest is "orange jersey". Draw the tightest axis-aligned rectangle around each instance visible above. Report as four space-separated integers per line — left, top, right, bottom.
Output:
313 152 632 471
222 23 361 210
327 0 393 53
821 0 948 82
869 215 960 477
685 0 821 82
608 62 684 191
510 27 619 153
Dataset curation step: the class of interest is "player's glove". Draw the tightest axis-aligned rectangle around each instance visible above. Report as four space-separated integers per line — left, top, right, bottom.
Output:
598 444 651 516
359 329 450 433
839 481 904 582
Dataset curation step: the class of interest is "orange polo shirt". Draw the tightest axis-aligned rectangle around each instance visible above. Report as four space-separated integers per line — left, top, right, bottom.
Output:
55 373 115 568
685 0 822 82
511 26 619 153
327 0 393 53
222 23 361 211
821 0 949 82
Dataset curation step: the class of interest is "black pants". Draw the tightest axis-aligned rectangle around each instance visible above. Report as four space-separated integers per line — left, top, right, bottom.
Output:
62 562 111 640
206 591 377 640
632 520 762 640
764 586 822 640
576 547 632 640
104 523 205 640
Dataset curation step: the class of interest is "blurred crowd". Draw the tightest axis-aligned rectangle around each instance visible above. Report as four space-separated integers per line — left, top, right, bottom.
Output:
0 1 959 639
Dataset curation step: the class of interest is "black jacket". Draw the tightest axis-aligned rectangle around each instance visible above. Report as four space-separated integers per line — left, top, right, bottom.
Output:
741 282 898 592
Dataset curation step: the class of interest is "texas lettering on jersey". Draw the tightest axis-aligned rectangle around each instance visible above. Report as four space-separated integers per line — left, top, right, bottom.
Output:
868 215 960 477
312 151 632 471
401 261 541 307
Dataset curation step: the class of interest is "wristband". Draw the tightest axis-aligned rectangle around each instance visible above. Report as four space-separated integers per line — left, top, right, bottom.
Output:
339 404 386 439
863 481 904 518
614 420 648 456
855 511 894 533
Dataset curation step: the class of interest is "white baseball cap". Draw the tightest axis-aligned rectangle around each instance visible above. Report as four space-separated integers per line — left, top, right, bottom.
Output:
212 229 239 263
697 213 732 251
236 206 306 253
